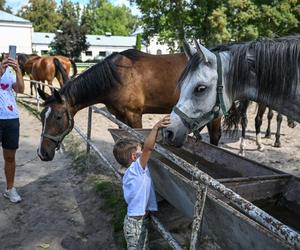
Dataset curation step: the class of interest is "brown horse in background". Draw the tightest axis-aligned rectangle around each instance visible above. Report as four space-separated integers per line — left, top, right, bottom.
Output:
18 54 77 94
36 49 222 161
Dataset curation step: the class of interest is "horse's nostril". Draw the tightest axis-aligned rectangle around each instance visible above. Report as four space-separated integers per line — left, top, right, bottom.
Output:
165 129 174 141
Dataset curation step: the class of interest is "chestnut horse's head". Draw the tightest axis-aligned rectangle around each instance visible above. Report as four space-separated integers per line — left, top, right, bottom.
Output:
37 88 74 161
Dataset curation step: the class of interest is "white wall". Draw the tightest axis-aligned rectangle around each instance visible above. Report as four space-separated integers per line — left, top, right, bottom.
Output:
0 22 32 54
81 45 135 61
32 44 50 55
32 43 135 61
141 36 170 55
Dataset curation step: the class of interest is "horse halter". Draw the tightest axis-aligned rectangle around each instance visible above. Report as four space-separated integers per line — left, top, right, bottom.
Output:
173 53 228 134
41 109 74 150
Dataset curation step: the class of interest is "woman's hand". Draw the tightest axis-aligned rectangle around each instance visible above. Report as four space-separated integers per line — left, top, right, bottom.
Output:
2 58 21 74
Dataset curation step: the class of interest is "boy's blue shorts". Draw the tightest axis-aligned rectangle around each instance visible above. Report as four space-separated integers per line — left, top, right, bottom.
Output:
0 118 20 150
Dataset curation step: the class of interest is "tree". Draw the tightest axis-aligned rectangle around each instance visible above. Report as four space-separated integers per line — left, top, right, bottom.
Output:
18 0 61 32
132 0 299 49
258 0 299 37
0 0 12 13
81 0 139 36
50 0 89 59
136 33 142 50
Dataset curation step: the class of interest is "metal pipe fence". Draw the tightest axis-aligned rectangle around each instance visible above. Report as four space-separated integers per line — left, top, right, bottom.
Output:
18 79 300 249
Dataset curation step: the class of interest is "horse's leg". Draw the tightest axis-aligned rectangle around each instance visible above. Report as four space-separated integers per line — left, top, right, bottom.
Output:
207 118 221 146
265 107 273 138
238 100 249 156
29 77 34 95
121 110 142 128
255 104 266 151
274 113 283 147
287 117 296 128
127 113 143 128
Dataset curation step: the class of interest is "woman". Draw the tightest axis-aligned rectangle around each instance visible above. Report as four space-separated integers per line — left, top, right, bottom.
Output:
0 54 24 203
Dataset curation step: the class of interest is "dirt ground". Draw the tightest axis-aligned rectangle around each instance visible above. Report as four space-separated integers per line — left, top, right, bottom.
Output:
0 104 120 250
0 80 299 250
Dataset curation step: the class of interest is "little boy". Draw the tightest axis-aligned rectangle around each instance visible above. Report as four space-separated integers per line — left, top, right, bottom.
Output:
113 115 170 250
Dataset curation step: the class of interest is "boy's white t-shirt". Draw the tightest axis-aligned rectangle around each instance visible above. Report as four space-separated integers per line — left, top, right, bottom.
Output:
122 158 158 216
0 67 19 119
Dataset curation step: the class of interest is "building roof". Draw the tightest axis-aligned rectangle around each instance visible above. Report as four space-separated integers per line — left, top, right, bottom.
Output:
33 32 136 47
0 10 31 24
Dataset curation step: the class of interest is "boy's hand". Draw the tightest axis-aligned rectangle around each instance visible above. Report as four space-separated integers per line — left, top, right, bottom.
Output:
140 115 171 168
153 115 171 130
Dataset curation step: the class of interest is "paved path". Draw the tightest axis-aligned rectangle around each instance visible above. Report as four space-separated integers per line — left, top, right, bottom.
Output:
0 104 119 250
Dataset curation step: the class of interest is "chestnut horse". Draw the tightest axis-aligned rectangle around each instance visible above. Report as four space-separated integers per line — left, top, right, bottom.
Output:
18 54 77 94
36 49 222 161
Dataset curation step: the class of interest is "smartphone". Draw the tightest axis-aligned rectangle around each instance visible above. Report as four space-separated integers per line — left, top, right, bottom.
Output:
9 45 16 59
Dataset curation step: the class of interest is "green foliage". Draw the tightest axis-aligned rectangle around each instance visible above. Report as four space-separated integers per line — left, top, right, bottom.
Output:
132 0 300 49
18 0 61 32
0 0 12 13
95 179 127 248
50 0 89 59
136 33 142 50
81 0 139 36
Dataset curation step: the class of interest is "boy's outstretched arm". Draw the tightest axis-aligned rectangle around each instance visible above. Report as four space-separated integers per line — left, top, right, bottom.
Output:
140 115 170 168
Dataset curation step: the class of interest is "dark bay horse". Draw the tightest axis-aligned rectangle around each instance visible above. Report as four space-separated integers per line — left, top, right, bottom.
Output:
227 101 296 156
18 54 77 94
36 49 222 161
164 36 300 146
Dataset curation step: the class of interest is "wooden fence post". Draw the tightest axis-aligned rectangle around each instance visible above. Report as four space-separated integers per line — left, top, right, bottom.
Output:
86 107 92 154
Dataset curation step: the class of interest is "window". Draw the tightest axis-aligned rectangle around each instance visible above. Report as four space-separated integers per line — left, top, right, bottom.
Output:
41 50 49 55
85 51 92 56
99 51 106 57
156 49 162 55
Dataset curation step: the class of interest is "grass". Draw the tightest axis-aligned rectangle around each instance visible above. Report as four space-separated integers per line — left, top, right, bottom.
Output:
95 178 127 249
64 133 99 172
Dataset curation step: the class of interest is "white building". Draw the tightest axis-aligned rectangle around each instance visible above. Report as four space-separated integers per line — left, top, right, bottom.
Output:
0 10 33 54
0 10 172 60
132 27 172 55
142 36 171 55
32 32 136 61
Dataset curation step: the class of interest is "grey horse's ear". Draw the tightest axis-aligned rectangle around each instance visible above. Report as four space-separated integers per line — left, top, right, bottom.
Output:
194 39 215 63
183 39 197 60
37 88 50 101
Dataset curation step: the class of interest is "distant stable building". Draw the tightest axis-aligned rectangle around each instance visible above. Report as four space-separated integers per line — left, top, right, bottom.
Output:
32 32 136 61
0 10 171 60
0 10 33 54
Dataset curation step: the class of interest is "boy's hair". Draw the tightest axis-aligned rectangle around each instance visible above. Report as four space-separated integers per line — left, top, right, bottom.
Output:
113 138 141 167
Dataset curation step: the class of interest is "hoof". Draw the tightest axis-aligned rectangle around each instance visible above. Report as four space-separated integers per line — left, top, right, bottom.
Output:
257 145 264 151
238 151 245 157
274 142 281 148
265 134 271 139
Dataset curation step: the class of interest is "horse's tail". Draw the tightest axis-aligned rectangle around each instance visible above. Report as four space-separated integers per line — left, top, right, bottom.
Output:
69 58 77 78
54 58 69 84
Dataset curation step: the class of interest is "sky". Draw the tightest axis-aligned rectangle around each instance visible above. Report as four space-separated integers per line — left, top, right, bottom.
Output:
5 0 141 16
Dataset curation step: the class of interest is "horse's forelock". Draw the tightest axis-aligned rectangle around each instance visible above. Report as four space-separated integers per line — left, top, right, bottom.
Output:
177 53 203 89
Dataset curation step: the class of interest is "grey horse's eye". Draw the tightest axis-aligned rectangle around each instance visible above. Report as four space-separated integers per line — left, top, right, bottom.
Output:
194 85 207 94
